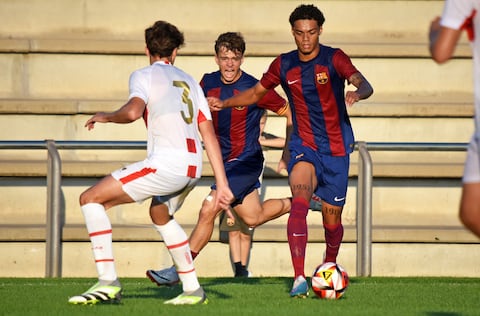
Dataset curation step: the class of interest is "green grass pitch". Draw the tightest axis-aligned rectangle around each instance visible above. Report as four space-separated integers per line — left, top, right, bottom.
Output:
1 277 479 316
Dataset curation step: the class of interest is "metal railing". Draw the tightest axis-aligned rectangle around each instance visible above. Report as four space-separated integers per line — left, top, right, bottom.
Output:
0 140 468 277
354 141 468 276
0 140 147 278
355 142 372 277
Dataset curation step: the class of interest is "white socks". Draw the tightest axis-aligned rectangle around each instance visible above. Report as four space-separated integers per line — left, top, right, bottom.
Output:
154 220 200 292
81 203 117 282
81 203 200 292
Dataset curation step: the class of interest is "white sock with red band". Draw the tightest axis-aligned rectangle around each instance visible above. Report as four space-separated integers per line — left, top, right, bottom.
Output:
154 220 200 292
81 202 117 282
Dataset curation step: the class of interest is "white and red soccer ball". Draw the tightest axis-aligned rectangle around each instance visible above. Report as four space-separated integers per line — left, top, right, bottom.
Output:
311 262 349 299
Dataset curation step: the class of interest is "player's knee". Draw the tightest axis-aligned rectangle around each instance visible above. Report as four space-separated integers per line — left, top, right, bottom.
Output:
201 195 215 207
198 196 218 220
79 190 91 206
198 207 215 221
242 217 257 227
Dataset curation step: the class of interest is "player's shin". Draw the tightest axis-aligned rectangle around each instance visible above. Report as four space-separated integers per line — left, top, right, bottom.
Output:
155 219 200 292
81 203 117 282
287 197 309 277
323 222 344 263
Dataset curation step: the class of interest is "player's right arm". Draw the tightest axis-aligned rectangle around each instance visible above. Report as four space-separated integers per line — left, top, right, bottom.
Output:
85 97 146 130
208 82 269 112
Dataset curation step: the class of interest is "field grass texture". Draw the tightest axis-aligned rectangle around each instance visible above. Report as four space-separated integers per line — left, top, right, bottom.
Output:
1 277 479 316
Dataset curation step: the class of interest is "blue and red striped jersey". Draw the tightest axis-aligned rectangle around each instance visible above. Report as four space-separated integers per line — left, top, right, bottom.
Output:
201 71 288 162
260 44 358 156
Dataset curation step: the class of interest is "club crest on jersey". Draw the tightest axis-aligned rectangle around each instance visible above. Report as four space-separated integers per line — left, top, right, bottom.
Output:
234 106 246 110
316 72 328 84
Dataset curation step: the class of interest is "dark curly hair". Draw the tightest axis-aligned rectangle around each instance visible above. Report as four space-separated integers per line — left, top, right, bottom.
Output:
289 4 325 27
214 32 246 56
145 20 184 57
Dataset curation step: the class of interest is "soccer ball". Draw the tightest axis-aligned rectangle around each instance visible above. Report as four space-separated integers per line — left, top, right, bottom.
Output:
311 262 349 299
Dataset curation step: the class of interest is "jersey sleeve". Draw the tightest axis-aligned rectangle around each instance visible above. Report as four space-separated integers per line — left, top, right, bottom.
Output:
198 109 208 124
332 49 359 82
440 0 475 30
258 89 288 115
128 69 150 103
260 56 282 90
191 80 212 125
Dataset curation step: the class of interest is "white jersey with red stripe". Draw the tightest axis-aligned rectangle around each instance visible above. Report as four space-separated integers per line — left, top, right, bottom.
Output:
129 60 211 179
440 0 480 182
109 61 210 208
440 0 480 134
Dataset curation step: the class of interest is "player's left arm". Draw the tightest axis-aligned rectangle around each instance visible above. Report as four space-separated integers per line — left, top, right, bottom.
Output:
333 50 374 107
345 72 374 107
85 97 146 130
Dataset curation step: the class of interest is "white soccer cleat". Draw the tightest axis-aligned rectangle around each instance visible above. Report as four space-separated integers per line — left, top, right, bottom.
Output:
68 282 122 305
164 287 208 305
146 266 180 286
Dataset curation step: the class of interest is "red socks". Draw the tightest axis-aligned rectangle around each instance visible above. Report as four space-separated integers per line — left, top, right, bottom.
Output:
287 197 345 277
287 197 309 278
323 222 344 263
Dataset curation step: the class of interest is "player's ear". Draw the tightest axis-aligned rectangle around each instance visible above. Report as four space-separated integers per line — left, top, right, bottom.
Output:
144 46 150 57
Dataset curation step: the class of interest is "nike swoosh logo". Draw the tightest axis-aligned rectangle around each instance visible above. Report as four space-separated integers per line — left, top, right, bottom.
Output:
334 196 346 202
287 79 299 85
292 233 306 237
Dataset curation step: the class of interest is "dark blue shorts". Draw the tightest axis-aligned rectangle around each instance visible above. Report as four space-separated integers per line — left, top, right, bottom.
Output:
212 157 263 207
287 143 349 207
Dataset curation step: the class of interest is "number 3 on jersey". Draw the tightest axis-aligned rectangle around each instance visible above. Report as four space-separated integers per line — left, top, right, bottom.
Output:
173 81 194 124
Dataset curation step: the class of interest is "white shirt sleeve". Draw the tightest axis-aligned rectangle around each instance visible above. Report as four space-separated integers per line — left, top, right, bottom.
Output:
191 81 212 122
128 68 150 103
440 0 475 30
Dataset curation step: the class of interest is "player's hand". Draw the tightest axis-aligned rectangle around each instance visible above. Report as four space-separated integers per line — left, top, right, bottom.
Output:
84 112 108 130
215 185 234 211
207 97 224 112
345 91 360 107
224 207 236 226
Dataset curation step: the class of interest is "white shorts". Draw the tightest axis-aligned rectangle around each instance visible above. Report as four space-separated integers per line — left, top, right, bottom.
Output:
111 159 199 215
463 134 480 183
